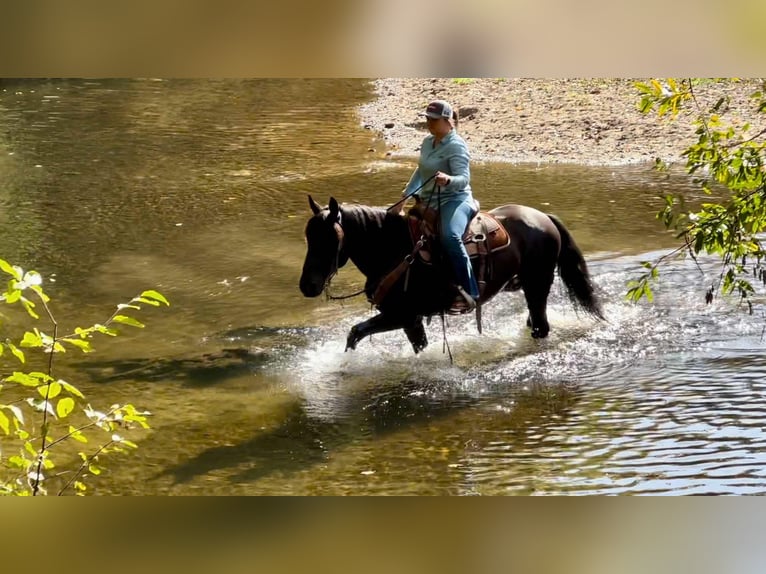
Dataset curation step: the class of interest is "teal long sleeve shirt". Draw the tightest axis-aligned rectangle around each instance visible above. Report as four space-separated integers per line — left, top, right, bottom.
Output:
402 129 473 206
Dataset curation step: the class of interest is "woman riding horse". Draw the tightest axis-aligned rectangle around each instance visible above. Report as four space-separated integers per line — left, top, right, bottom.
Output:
387 99 480 314
299 196 604 354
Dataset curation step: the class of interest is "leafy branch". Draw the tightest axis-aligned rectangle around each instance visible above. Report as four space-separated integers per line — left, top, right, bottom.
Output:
629 78 766 306
0 259 169 495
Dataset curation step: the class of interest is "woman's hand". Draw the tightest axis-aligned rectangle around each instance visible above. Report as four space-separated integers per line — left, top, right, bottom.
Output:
387 197 407 215
434 171 452 186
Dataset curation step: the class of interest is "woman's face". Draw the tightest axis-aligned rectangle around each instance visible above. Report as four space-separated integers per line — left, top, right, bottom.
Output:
425 116 451 137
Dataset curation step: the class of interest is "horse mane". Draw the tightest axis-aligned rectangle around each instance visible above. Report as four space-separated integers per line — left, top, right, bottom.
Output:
336 202 410 278
339 203 387 229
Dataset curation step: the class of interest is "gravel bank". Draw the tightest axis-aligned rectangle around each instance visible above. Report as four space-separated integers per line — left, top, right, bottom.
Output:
358 78 764 166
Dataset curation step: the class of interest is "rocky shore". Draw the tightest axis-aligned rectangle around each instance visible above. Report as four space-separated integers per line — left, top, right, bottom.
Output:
357 78 764 166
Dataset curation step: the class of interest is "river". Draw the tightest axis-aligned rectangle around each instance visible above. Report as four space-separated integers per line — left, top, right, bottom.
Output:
1 78 764 495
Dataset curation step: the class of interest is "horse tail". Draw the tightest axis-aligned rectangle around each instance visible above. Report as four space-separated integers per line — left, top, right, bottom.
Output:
548 214 605 321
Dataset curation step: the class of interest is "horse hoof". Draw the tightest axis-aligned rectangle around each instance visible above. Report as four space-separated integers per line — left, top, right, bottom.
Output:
346 328 359 351
411 341 428 354
531 327 549 339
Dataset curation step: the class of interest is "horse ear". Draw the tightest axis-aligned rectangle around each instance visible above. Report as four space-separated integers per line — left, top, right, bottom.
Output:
308 195 321 215
329 197 340 219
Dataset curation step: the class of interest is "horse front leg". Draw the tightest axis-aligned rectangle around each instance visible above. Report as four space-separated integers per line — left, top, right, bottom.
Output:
403 316 428 354
346 313 408 352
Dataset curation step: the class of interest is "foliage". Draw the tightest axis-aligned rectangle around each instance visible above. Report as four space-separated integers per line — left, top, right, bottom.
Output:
0 259 169 495
628 78 766 309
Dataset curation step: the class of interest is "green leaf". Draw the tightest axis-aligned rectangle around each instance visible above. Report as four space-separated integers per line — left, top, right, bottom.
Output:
93 324 118 336
8 455 28 469
7 371 52 386
60 380 85 398
5 288 21 304
88 464 102 476
111 315 145 328
0 259 21 280
38 381 62 399
0 410 9 434
643 283 654 303
130 297 159 306
139 290 170 306
19 330 43 348
56 397 75 418
7 343 25 364
24 441 37 457
29 284 49 303
74 326 94 338
68 425 88 443
20 297 39 319
638 96 653 114
61 337 93 353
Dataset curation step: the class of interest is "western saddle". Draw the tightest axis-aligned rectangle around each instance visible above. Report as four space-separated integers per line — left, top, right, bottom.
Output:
371 203 512 311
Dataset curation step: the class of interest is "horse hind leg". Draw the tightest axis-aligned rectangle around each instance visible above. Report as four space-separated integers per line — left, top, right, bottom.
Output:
522 272 554 339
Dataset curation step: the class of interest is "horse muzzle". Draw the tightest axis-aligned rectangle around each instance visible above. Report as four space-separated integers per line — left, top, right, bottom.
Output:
299 274 325 297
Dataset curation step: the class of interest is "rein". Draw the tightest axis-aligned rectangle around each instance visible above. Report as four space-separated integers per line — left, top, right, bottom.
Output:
385 173 436 211
324 178 442 303
326 286 365 301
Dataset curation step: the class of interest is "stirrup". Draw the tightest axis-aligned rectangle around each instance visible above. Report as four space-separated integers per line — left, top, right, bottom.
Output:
448 286 476 315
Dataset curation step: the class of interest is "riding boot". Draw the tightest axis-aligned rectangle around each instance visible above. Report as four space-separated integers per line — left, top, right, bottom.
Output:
448 285 476 315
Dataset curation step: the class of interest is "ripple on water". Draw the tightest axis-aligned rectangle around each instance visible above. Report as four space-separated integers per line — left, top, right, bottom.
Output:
268 250 766 494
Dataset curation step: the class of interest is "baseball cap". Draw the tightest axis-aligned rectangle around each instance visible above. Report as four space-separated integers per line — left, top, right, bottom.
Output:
420 100 454 119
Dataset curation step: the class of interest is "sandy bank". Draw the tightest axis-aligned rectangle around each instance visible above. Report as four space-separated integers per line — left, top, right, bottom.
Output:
357 78 764 166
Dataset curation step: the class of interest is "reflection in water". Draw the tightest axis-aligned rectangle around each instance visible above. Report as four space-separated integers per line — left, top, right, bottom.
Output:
1 79 765 495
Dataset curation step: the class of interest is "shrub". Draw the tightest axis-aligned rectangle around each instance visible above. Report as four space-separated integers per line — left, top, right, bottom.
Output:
0 259 169 495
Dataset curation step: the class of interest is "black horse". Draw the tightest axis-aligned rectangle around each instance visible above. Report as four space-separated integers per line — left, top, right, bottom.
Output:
299 196 604 354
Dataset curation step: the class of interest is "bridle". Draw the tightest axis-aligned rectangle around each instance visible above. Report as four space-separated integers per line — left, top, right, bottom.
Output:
324 212 344 287
321 209 365 301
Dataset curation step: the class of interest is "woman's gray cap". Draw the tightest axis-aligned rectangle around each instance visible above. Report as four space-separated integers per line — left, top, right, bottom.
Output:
420 100 453 119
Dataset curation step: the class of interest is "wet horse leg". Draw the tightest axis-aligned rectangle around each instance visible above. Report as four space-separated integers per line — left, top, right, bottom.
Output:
403 316 428 354
346 313 422 352
522 269 555 339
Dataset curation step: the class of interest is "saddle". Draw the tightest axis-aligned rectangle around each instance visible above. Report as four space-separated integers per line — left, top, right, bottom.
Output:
370 204 511 309
408 207 510 261
407 205 511 296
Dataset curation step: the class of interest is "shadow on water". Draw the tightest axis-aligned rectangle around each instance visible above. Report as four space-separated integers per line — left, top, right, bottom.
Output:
78 326 320 388
158 368 580 487
81 348 270 388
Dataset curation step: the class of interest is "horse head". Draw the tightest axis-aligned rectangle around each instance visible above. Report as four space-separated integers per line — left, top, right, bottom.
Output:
299 195 349 297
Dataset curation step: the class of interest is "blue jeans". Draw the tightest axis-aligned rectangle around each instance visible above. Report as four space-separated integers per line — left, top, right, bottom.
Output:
438 198 480 300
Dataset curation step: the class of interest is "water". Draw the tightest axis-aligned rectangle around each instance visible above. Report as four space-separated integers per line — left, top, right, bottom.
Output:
1 78 764 495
